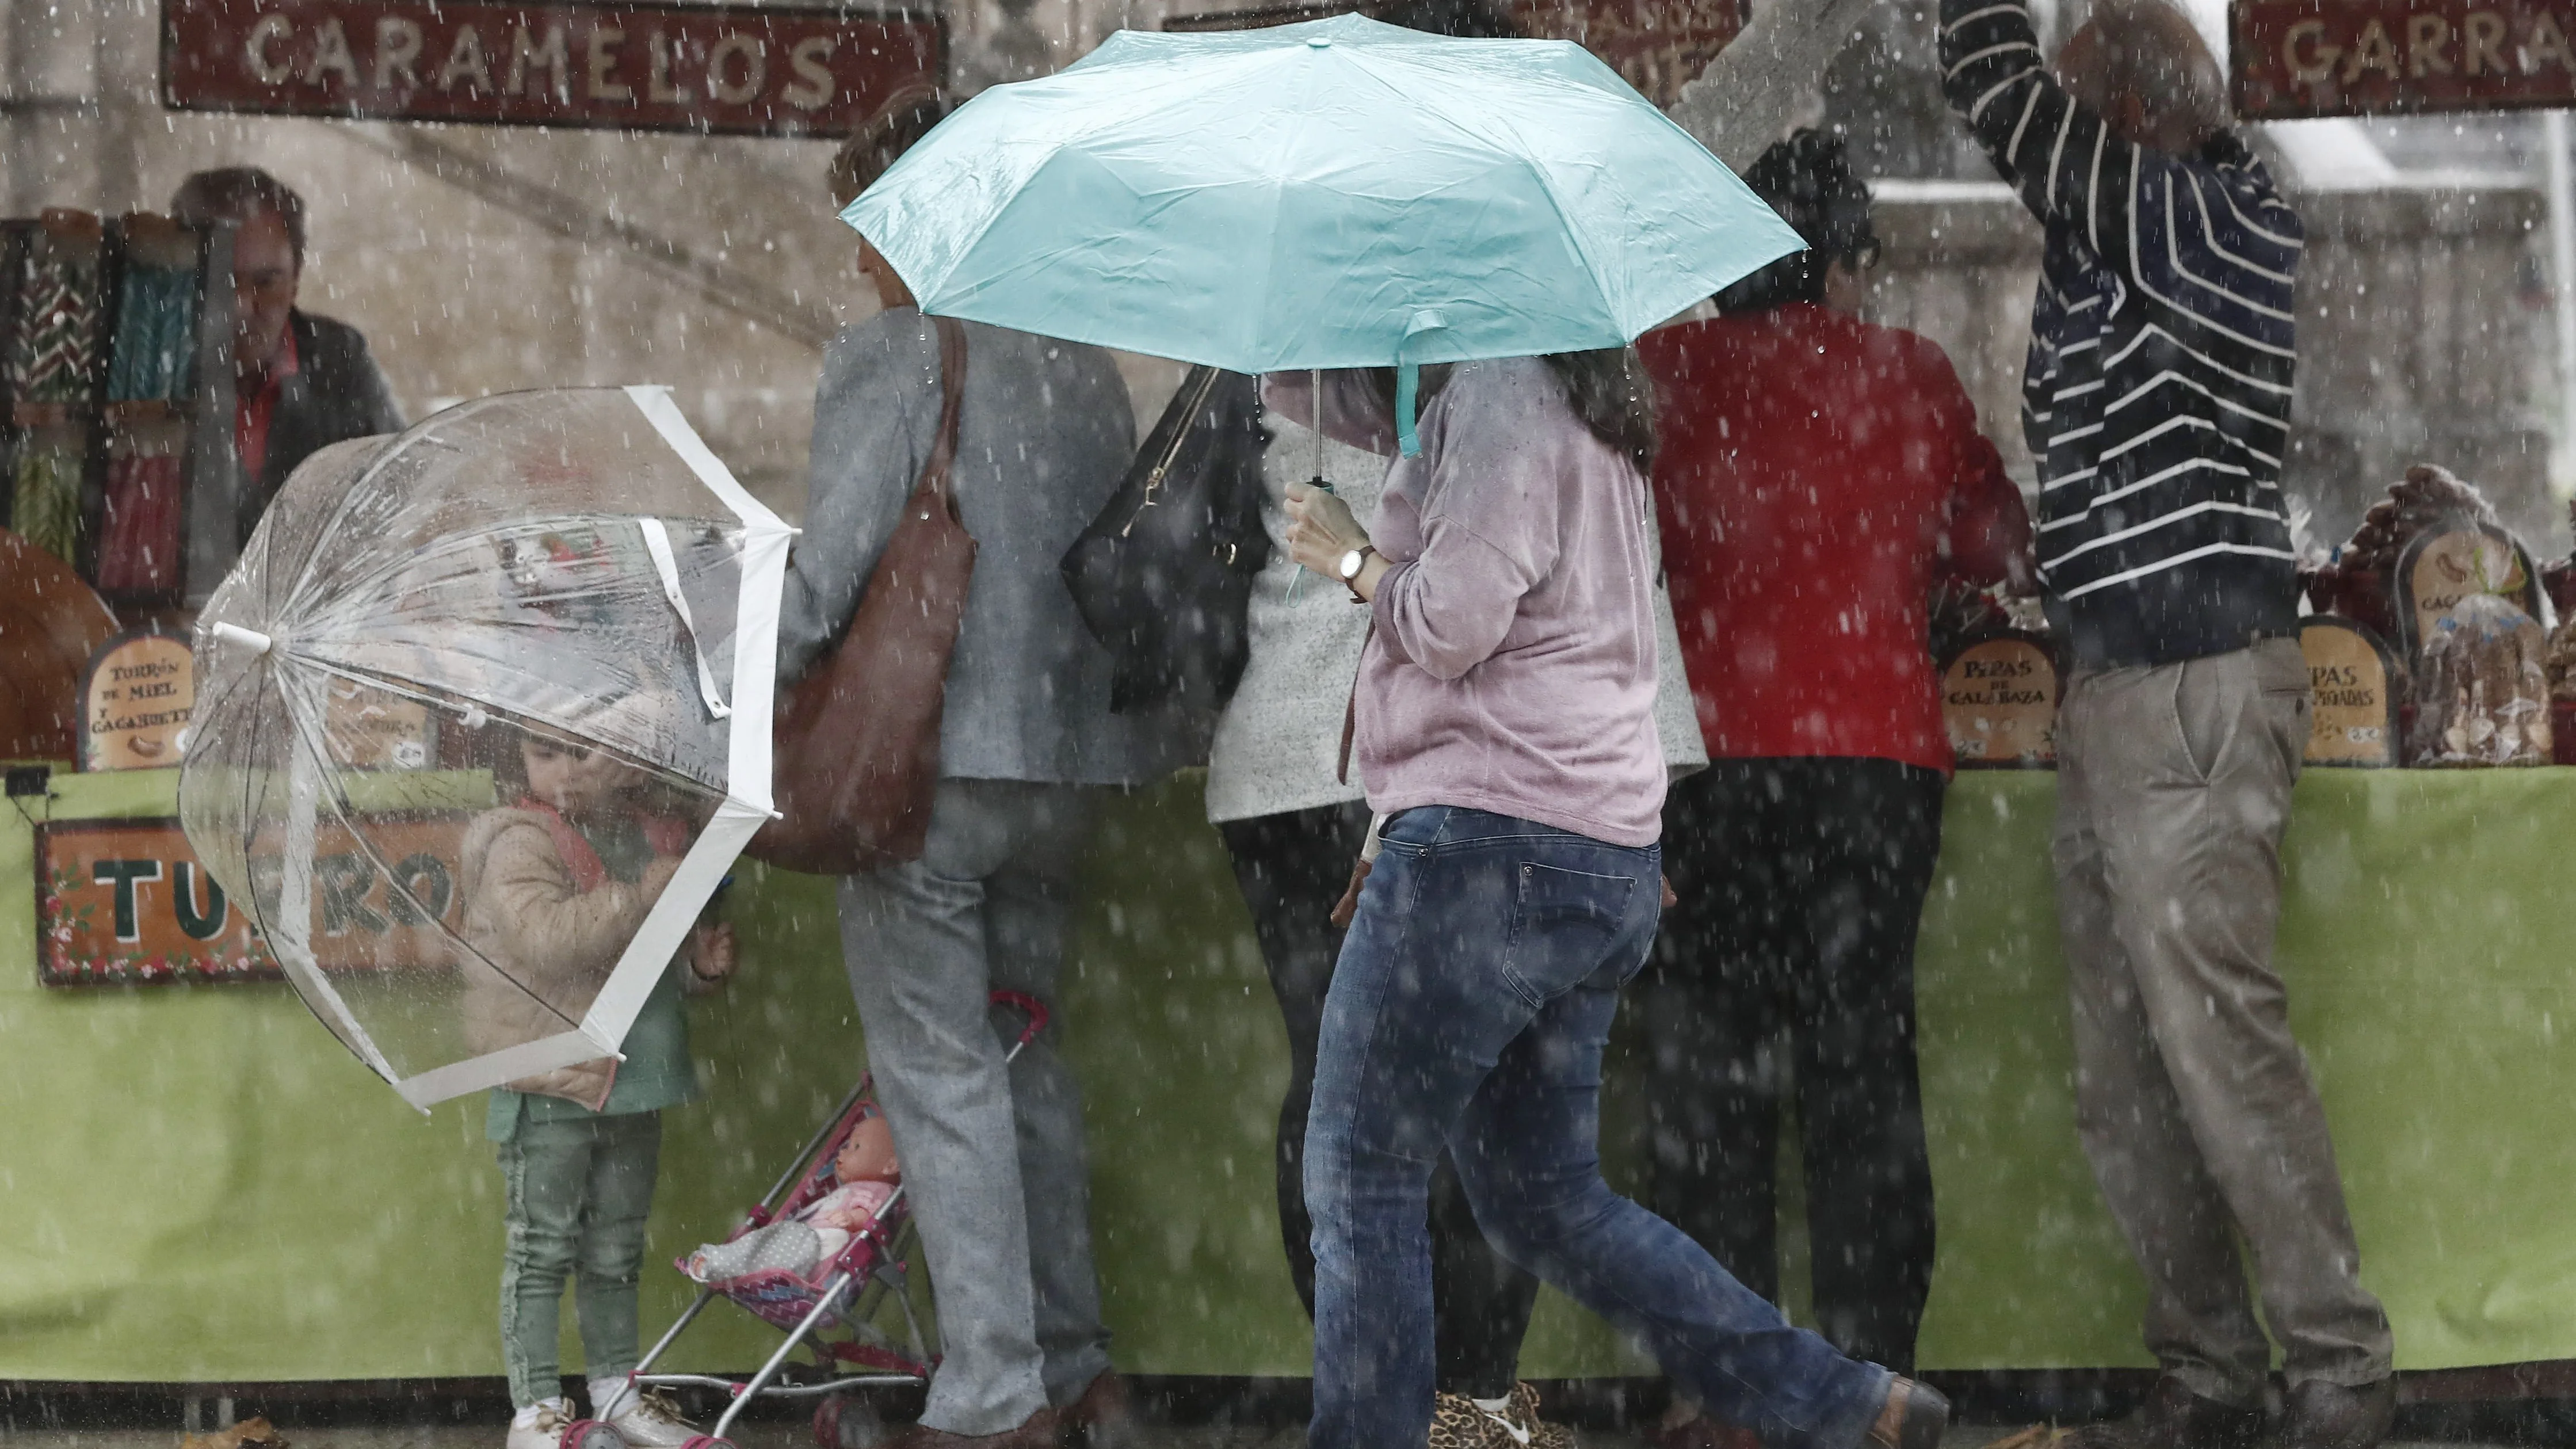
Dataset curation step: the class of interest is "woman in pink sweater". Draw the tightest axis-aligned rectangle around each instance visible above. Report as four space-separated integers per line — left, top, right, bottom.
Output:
1273 356 1947 1449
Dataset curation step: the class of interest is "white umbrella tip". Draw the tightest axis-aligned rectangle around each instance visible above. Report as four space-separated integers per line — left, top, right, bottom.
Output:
210 622 273 654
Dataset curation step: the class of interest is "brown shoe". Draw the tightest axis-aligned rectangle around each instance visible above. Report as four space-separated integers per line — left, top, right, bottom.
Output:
2281 1379 2395 1449
880 1408 1061 1449
1867 1378 1949 1449
1060 1372 1134 1449
2061 1376 2261 1449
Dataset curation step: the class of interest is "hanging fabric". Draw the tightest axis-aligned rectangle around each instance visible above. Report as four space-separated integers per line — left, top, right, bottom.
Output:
11 438 85 565
107 264 197 402
7 246 102 403
96 452 183 594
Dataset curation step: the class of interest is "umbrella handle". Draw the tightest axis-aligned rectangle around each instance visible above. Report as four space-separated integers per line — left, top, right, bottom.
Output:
1287 368 1332 604
1395 310 1447 459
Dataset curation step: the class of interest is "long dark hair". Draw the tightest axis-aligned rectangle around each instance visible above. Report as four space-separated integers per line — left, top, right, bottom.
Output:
1364 349 1658 471
1543 348 1658 472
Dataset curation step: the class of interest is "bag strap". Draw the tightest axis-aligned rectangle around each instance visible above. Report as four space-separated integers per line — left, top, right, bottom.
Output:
1122 365 1224 537
1337 620 1372 785
921 314 970 512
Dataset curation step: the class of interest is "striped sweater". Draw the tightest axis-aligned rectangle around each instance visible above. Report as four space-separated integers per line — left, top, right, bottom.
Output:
1939 0 2303 668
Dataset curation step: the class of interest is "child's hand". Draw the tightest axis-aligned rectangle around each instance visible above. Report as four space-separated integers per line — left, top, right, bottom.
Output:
689 922 737 987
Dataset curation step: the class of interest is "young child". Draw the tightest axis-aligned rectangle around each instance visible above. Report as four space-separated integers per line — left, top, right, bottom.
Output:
457 727 734 1449
682 1108 902 1284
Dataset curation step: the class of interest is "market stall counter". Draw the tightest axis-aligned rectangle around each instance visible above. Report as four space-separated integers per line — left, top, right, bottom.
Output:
5 765 2574 1382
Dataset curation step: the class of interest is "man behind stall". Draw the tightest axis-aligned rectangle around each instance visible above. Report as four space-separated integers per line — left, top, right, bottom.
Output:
171 166 403 551
1937 5 2395 1449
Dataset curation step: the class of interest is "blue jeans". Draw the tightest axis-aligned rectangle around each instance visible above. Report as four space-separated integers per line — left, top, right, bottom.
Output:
1305 807 1891 1449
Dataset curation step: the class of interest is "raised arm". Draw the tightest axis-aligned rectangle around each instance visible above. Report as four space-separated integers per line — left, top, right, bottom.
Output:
1667 0 1877 170
1938 0 2148 270
1938 0 2301 320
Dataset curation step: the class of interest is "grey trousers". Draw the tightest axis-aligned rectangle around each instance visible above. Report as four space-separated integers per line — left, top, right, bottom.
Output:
839 778 1114 1436
2054 639 2393 1404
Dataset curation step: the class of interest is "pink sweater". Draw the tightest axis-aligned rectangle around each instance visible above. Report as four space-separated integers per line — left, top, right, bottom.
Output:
1266 361 1666 848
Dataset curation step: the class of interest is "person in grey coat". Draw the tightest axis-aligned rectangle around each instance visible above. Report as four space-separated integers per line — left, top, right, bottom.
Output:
778 99 1181 1449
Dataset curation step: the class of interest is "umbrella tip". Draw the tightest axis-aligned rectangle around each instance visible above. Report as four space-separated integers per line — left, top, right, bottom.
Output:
209 622 272 655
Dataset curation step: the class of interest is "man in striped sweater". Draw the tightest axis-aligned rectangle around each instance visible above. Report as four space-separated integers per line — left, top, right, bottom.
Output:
1939 5 2395 1449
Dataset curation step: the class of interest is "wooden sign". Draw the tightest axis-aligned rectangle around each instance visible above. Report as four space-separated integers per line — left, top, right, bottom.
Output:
2300 616 2402 767
37 819 270 983
161 1 946 138
2395 521 2541 658
2234 0 2576 120
1940 631 2060 769
78 631 194 771
1163 0 1745 105
38 814 468 985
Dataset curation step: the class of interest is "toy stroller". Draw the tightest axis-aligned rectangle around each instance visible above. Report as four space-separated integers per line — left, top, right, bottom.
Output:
570 991 1051 1449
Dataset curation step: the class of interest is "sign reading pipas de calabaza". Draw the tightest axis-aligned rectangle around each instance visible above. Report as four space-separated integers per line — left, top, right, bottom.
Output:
161 0 945 136
2235 0 2576 119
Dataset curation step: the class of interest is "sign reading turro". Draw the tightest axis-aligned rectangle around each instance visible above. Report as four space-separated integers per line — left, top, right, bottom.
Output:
2234 0 2576 119
162 1 945 137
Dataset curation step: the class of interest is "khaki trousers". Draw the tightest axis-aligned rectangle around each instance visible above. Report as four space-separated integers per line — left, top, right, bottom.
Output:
2054 639 2392 1403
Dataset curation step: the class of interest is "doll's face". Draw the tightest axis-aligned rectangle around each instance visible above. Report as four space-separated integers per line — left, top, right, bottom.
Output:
834 1115 900 1183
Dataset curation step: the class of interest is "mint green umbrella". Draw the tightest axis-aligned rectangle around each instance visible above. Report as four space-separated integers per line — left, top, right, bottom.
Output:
842 12 1802 452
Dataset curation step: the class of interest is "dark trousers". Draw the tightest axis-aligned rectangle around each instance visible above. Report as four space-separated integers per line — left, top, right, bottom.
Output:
1644 758 1946 1373
1220 801 1539 1400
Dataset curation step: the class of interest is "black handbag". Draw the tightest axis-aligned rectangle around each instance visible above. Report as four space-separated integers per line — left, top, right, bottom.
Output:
1061 365 1272 713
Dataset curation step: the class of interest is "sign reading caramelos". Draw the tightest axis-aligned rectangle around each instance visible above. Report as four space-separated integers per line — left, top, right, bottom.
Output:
160 0 945 137
2235 0 2576 119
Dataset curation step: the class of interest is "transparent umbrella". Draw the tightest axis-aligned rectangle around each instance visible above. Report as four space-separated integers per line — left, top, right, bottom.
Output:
178 387 791 1109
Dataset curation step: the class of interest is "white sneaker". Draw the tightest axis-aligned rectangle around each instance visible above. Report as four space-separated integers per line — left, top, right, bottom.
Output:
594 1383 697 1448
508 1398 574 1449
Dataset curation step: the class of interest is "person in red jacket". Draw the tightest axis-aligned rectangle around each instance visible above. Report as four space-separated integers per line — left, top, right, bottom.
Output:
1635 130 2033 1449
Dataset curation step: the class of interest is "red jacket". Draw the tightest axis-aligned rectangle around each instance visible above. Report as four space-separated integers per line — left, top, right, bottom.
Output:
1639 304 2031 775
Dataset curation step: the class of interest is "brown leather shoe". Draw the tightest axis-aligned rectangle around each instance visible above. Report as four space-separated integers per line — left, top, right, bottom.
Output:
880 1407 1061 1449
2281 1378 2395 1449
2062 1376 2262 1449
1060 1372 1132 1449
1867 1378 1949 1449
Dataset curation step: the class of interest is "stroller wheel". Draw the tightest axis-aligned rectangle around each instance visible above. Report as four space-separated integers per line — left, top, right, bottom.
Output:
559 1421 627 1449
815 1394 889 1449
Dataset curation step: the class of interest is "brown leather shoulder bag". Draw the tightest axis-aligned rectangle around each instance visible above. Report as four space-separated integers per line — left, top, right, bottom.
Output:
748 314 974 875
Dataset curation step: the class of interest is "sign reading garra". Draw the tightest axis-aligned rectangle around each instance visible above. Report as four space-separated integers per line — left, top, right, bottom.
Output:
161 1 944 137
2235 0 2576 119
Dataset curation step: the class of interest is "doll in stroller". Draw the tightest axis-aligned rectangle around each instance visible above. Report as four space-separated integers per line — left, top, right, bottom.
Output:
571 992 1048 1449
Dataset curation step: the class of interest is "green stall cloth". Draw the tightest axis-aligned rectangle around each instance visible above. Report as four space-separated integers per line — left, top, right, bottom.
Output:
3 767 2573 1381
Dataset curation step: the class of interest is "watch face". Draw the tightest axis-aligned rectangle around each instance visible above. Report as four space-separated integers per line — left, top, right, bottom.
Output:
1339 550 1363 580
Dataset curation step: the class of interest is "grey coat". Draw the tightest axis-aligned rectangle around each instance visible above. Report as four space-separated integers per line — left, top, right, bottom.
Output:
778 308 1184 787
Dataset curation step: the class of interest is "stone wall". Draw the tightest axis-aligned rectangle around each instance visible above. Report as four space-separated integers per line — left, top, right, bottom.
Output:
1867 178 2562 555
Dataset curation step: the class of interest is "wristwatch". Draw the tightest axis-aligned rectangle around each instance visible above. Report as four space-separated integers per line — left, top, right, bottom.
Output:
1337 545 1378 602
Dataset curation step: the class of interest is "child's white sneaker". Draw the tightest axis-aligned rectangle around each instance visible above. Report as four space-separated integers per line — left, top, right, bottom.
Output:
591 1379 696 1448
507 1398 575 1449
